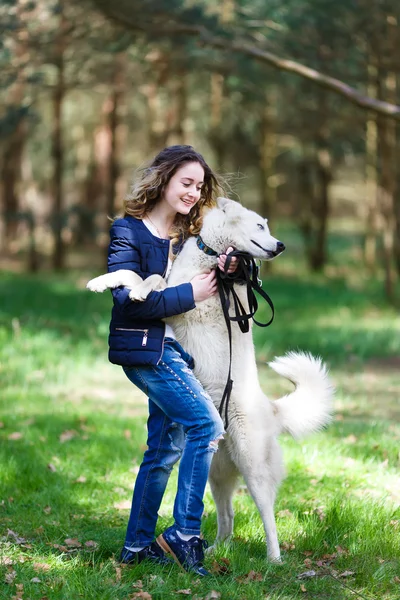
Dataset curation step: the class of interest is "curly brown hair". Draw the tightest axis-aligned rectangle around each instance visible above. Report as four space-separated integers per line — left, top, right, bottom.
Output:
123 145 225 245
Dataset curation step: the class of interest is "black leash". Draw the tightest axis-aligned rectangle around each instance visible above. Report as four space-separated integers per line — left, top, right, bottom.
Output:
215 250 275 429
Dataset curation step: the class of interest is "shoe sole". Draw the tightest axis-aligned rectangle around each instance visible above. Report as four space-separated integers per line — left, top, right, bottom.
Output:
156 534 187 573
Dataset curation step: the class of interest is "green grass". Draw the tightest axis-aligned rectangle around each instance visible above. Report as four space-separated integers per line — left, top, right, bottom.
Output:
1 248 400 599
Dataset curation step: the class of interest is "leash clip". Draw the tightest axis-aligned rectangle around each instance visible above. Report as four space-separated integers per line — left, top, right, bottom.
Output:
256 261 263 287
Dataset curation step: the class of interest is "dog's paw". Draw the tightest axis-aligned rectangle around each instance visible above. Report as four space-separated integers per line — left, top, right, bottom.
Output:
129 289 146 302
86 278 108 293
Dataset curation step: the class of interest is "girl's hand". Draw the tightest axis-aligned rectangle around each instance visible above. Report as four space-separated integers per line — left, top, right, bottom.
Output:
191 271 218 302
218 247 238 274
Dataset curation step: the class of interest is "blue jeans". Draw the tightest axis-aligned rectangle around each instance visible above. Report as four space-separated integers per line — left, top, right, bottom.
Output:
122 338 225 546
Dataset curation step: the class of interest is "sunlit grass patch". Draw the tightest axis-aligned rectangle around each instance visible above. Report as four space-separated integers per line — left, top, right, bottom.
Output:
1 267 400 598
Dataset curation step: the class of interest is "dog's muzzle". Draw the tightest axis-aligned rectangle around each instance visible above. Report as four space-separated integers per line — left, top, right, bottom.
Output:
251 240 285 258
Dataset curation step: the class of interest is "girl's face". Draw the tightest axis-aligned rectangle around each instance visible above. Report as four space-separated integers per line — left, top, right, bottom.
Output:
161 161 205 216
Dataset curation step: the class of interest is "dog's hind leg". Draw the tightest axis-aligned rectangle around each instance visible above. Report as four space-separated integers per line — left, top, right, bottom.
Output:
208 440 239 543
234 439 284 562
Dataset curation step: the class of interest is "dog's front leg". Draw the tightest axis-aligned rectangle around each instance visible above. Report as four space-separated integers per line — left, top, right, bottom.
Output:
87 270 143 293
129 274 166 301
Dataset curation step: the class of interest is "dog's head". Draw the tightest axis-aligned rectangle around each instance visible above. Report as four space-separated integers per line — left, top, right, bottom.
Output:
202 198 285 260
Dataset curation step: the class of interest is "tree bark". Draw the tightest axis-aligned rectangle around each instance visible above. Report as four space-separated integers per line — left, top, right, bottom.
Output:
1 0 28 250
105 52 125 219
376 16 398 300
258 93 277 219
364 62 379 271
51 4 67 270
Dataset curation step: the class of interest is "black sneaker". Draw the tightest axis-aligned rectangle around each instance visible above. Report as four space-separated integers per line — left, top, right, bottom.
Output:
156 526 210 576
119 541 173 565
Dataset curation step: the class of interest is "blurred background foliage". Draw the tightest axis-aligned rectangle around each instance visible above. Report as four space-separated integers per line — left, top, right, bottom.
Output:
1 0 400 301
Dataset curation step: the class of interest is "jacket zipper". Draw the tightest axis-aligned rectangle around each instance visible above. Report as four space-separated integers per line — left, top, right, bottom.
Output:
157 326 166 365
115 327 148 346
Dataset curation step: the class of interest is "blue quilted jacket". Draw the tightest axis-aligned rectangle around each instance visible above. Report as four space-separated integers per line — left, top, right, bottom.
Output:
107 216 195 366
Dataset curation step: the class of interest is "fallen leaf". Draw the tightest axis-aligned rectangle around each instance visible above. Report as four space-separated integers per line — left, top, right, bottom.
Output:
205 592 221 600
30 577 42 583
115 567 122 582
5 569 17 584
303 551 313 557
148 575 164 584
335 546 349 555
8 432 23 440
300 583 307 592
339 571 355 577
238 570 263 583
84 540 98 549
74 475 87 483
176 590 192 595
393 576 400 583
132 580 143 589
33 563 51 572
210 557 230 574
130 593 152 600
114 500 131 510
13 582 24 599
303 559 313 568
297 570 317 579
277 509 293 518
124 429 132 439
344 434 357 444
50 543 68 552
47 463 57 472
280 541 295 551
0 421 4 428
7 529 26 544
59 430 77 443
43 505 52 514
64 538 82 548
314 507 326 521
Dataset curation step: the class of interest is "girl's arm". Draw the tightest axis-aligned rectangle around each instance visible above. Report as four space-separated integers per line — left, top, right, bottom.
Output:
108 222 196 321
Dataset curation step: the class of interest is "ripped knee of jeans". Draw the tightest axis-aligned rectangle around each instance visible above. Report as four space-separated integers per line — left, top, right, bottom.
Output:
208 433 224 453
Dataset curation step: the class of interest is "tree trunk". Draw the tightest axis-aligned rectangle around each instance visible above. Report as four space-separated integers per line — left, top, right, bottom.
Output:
209 72 226 170
376 17 398 300
259 93 277 219
310 138 331 271
166 71 188 146
1 123 26 249
364 62 379 271
1 0 28 250
51 5 66 270
105 52 125 219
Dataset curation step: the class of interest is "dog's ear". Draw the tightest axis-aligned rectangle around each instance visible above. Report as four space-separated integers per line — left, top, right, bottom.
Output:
216 197 231 212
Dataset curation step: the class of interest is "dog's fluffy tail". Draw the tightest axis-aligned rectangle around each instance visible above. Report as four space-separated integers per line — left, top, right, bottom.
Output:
269 351 334 440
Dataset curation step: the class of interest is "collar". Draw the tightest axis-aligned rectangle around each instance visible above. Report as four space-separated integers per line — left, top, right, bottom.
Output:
196 235 218 256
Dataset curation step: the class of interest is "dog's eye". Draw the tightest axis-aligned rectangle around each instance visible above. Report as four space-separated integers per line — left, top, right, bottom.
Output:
257 223 265 230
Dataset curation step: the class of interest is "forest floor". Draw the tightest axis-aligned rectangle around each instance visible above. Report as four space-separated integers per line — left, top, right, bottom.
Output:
1 236 400 599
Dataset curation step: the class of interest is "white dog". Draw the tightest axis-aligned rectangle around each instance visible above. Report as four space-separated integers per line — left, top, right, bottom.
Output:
87 198 333 561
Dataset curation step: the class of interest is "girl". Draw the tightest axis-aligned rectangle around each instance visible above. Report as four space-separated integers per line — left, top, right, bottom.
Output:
108 145 237 576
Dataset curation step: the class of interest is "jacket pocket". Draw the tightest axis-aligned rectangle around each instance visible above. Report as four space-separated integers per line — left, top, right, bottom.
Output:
115 327 148 347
